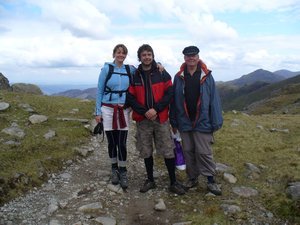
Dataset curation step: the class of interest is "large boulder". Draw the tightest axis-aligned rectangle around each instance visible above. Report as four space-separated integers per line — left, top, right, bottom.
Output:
11 83 43 95
0 73 12 91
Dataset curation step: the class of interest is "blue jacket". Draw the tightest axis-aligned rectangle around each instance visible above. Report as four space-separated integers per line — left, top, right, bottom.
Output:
169 62 223 133
95 62 135 116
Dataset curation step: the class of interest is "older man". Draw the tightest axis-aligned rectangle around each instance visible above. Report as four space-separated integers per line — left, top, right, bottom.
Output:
170 46 223 195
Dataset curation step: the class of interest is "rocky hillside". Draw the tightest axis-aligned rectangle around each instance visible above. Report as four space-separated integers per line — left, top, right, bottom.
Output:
0 73 43 95
0 73 12 91
0 90 95 203
218 73 300 112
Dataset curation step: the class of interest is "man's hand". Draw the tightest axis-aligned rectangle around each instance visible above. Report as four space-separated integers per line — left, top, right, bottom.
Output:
145 108 157 120
157 62 164 73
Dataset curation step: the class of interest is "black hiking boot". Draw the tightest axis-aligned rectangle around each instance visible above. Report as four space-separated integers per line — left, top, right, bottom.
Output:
111 168 119 185
169 182 186 195
140 179 156 193
119 170 128 189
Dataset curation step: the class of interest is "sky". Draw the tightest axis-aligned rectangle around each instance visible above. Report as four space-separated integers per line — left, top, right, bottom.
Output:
0 0 300 85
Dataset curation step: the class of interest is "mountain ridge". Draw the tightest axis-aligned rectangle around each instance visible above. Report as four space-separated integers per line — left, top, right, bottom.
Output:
2 69 300 114
51 68 300 99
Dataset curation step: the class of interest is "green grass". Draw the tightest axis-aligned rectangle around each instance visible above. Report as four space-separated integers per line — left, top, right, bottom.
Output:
213 112 300 223
0 91 95 204
160 111 300 224
250 93 300 114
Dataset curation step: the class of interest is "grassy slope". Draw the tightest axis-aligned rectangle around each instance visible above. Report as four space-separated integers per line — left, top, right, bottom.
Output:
155 111 299 224
0 91 94 203
177 112 300 224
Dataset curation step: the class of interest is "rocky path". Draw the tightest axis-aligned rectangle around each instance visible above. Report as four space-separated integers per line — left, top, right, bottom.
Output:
0 131 187 225
0 129 290 225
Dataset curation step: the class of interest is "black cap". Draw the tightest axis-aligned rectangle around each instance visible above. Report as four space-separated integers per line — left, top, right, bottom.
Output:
182 46 199 56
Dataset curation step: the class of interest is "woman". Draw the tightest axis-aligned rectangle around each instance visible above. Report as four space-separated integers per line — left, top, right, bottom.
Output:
95 44 134 189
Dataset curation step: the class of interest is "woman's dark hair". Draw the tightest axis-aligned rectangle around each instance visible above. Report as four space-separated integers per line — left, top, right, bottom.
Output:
113 44 128 57
137 44 154 61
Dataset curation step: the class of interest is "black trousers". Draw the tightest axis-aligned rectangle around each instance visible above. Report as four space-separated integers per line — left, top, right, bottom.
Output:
105 130 128 167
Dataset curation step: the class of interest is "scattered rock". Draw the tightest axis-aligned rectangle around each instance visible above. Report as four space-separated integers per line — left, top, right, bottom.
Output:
78 202 103 213
56 117 89 123
220 204 241 214
107 184 123 194
29 114 48 124
154 198 166 211
223 173 237 184
3 140 21 145
1 122 25 138
49 219 63 225
94 216 116 225
269 128 289 133
69 108 79 114
44 130 56 140
0 102 9 111
216 163 233 173
47 199 59 215
18 103 35 112
256 124 264 130
231 119 246 127
286 182 300 200
232 186 259 197
74 146 94 157
172 222 192 225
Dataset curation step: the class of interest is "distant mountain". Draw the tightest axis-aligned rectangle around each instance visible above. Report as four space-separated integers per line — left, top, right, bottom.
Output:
226 69 285 87
39 84 95 95
52 87 97 99
273 69 300 79
218 80 270 111
47 68 300 115
219 74 300 113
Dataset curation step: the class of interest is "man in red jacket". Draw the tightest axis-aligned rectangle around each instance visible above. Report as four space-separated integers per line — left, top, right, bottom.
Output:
126 44 185 195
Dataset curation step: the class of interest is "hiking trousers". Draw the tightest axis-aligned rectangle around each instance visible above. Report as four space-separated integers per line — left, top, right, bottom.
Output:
180 131 216 179
105 130 128 167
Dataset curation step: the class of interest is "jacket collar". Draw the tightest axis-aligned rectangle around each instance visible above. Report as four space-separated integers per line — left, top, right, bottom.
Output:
177 60 211 81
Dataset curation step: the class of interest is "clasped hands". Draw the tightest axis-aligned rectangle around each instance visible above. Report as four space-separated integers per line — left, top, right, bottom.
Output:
145 108 157 121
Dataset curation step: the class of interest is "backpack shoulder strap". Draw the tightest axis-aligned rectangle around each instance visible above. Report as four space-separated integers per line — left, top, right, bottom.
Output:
124 64 130 76
124 64 134 84
104 64 114 88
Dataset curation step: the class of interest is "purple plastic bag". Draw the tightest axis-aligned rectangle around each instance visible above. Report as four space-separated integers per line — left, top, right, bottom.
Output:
173 139 186 170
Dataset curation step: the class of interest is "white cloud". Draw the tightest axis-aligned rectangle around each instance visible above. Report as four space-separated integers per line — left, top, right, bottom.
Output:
188 0 300 12
0 0 299 85
28 0 111 39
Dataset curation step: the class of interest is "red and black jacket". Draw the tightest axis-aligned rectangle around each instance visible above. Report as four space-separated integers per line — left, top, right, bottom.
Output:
126 61 173 123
